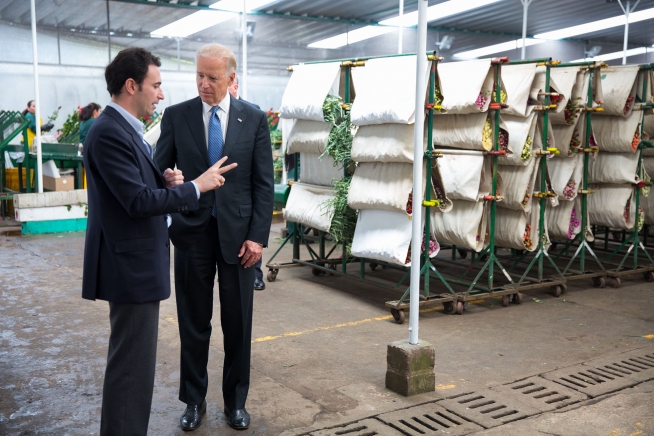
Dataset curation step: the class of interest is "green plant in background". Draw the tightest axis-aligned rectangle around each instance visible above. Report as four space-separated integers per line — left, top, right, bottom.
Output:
140 111 160 132
273 158 283 184
57 107 81 142
270 129 282 144
322 176 357 256
47 106 61 123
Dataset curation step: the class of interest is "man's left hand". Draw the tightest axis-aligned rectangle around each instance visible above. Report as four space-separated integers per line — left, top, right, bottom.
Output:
163 168 184 188
238 240 262 268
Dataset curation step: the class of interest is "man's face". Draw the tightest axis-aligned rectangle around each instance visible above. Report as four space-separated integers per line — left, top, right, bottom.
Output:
135 64 164 119
197 56 234 106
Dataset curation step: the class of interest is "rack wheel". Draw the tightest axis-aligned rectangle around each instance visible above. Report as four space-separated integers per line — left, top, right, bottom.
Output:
609 277 621 288
312 267 324 276
328 263 337 276
511 293 523 304
455 301 464 315
370 262 378 271
443 301 455 315
266 269 278 282
644 271 654 282
553 285 563 298
457 249 468 259
391 308 405 324
501 295 510 307
592 276 606 288
561 284 568 294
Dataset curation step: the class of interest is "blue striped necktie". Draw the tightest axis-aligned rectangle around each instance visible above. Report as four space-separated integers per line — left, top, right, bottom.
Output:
208 105 224 218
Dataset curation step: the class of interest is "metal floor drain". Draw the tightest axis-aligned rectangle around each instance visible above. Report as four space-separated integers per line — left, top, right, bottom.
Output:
438 390 541 428
376 403 483 435
542 349 654 398
489 376 587 412
311 419 405 436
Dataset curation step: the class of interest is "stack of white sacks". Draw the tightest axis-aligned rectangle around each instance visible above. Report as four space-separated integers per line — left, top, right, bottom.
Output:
348 55 450 266
280 63 343 233
586 66 649 233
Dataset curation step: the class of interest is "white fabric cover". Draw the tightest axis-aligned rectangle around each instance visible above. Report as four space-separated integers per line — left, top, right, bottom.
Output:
351 209 437 267
432 113 507 151
589 152 640 184
435 151 490 201
546 197 582 240
347 162 417 214
501 63 538 117
436 59 494 114
280 118 298 154
549 154 583 201
283 183 335 232
286 120 332 154
300 152 342 187
431 199 489 252
549 67 579 116
643 157 654 179
279 63 341 121
498 158 540 212
499 113 538 166
588 184 636 230
642 192 654 225
350 55 430 125
495 203 543 251
592 111 641 153
350 123 426 163
643 113 654 139
595 65 640 117
144 119 162 146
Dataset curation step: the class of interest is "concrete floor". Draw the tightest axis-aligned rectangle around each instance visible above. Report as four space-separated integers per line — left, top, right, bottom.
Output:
0 223 653 435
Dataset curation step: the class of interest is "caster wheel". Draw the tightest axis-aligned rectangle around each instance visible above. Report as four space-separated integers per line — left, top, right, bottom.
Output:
328 263 337 276
457 249 468 259
443 302 455 315
502 295 510 307
391 308 405 324
370 262 378 271
511 293 523 304
553 285 563 298
592 276 606 288
609 277 621 288
561 284 568 294
312 267 323 276
644 271 654 282
455 301 464 315
266 269 278 282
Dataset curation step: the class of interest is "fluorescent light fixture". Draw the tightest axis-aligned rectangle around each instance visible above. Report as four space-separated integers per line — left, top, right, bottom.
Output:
535 7 654 40
380 0 501 27
151 0 275 38
453 38 545 59
308 0 500 49
570 47 648 63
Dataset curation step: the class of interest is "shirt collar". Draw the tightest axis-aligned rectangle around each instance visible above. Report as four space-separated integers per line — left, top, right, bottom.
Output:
107 101 145 138
201 92 231 116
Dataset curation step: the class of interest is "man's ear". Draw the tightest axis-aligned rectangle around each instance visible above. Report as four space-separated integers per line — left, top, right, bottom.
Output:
124 78 137 96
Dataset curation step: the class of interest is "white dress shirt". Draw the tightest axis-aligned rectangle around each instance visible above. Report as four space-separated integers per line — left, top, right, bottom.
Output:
202 92 230 148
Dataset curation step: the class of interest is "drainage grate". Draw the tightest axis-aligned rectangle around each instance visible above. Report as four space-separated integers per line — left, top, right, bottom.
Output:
311 419 405 436
438 390 541 429
376 403 483 435
489 376 587 412
542 349 654 398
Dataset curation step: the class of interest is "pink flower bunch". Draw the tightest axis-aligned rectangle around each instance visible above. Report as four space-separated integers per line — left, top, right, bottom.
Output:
563 180 576 199
499 129 509 152
568 208 580 239
476 92 489 110
624 95 635 115
406 192 413 215
405 234 439 264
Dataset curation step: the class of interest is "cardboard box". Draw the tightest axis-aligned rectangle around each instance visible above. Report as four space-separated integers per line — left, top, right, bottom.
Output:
43 175 75 192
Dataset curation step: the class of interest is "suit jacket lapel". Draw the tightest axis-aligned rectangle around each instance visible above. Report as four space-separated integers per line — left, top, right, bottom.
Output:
185 97 211 167
223 95 246 158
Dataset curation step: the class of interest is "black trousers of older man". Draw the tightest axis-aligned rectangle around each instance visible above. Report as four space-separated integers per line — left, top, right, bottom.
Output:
174 217 255 410
100 301 159 435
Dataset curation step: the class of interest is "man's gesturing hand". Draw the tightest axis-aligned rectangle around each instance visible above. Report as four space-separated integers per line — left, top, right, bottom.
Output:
238 240 262 268
194 156 238 193
163 168 184 188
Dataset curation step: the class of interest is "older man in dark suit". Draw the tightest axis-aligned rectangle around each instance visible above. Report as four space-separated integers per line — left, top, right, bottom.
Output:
82 47 236 435
155 43 274 431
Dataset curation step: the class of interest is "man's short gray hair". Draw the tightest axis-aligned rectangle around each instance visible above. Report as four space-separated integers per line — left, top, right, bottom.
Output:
196 43 237 76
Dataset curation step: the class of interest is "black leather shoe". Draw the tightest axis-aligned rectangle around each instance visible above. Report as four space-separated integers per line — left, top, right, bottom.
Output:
224 406 250 430
254 277 265 291
180 400 206 431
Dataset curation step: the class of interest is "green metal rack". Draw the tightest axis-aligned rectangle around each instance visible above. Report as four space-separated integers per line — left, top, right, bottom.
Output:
0 111 30 215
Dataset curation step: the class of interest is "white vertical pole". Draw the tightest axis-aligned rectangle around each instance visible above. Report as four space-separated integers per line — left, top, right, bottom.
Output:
409 0 427 345
520 0 532 60
398 0 404 55
30 0 43 194
623 1 630 65
241 0 248 100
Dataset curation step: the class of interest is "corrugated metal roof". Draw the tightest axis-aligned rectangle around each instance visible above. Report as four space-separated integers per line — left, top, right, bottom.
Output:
2 0 654 74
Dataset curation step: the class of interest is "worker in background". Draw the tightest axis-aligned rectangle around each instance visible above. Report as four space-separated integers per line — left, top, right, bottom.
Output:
78 103 102 144
21 100 37 147
227 75 266 291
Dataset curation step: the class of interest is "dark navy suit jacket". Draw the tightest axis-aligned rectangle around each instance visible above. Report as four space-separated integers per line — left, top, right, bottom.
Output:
82 106 199 303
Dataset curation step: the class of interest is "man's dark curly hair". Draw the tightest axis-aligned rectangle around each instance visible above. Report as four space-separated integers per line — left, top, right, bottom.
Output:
105 47 161 97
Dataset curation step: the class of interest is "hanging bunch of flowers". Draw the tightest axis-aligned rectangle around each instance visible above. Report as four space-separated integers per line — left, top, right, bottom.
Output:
476 91 490 110
631 128 640 151
624 95 636 115
521 135 533 162
568 207 580 239
638 206 645 231
405 233 439 264
563 179 576 199
563 99 579 124
522 225 533 250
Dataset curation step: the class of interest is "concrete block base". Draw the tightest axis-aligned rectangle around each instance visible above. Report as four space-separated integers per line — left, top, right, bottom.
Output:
385 339 435 397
